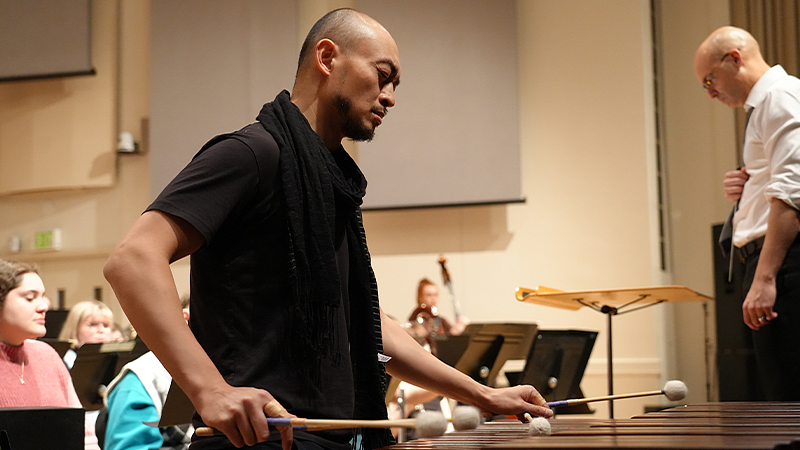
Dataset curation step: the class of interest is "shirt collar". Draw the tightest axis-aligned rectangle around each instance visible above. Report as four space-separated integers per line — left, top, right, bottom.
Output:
745 65 788 111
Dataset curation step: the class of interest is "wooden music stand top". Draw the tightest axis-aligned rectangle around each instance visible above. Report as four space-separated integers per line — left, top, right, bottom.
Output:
515 285 711 314
514 284 711 418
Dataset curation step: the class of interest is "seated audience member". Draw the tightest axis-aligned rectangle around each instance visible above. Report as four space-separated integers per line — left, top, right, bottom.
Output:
58 299 116 438
408 278 469 336
101 293 193 450
0 259 100 450
59 299 114 368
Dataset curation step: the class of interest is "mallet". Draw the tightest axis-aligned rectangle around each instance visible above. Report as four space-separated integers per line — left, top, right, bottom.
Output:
196 405 482 438
523 380 688 436
524 412 552 436
546 380 687 408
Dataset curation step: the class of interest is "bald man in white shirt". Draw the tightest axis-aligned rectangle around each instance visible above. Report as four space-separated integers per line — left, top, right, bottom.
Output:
695 26 800 400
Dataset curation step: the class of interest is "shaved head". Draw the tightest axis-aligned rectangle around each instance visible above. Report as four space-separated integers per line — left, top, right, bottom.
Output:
297 8 386 73
291 8 400 150
695 26 762 70
694 26 770 108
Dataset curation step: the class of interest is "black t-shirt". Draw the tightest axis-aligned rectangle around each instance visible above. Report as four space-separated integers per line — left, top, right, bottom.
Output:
148 124 354 449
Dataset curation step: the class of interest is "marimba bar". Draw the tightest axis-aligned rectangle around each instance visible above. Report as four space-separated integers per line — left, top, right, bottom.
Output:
380 402 800 450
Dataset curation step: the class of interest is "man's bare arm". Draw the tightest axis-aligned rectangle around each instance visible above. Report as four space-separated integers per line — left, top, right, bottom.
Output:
742 197 800 329
380 309 552 419
104 211 290 449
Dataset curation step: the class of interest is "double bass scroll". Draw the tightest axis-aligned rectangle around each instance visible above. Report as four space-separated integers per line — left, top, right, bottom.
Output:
437 255 462 321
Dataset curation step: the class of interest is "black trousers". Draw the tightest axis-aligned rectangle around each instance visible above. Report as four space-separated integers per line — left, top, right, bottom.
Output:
743 235 800 400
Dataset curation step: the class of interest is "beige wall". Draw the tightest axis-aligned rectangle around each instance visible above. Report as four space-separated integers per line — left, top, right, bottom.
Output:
658 0 736 402
0 1 117 194
0 0 737 418
0 0 152 324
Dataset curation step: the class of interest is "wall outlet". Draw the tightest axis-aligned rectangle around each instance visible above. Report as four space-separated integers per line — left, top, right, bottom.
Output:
34 228 62 251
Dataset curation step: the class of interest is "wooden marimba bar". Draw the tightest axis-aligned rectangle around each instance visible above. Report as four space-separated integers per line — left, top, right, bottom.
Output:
380 402 800 450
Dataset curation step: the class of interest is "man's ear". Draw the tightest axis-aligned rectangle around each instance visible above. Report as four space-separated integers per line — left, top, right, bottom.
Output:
316 38 337 76
729 48 744 66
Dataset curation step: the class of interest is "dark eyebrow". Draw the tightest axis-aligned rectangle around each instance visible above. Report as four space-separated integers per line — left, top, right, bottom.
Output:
378 59 400 87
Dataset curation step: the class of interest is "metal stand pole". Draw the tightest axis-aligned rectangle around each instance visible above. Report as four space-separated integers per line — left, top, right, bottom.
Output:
601 305 616 419
397 388 406 443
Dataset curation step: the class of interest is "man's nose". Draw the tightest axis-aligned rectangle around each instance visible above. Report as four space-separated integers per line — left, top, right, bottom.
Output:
379 85 396 108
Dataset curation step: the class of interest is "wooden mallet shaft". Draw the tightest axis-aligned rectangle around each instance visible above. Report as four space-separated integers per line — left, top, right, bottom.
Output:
195 417 420 436
546 389 663 407
546 379 692 408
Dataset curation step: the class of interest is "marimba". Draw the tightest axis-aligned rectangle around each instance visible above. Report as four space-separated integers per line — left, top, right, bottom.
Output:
380 402 800 449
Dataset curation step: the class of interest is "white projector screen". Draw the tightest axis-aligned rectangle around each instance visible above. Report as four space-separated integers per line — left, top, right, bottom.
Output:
357 0 523 210
0 0 94 82
150 1 522 210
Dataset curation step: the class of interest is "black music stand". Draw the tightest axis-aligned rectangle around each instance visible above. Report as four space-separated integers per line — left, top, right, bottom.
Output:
437 322 539 386
38 338 73 359
431 334 472 367
464 322 539 386
516 329 597 415
0 407 83 450
69 343 119 411
43 309 69 339
73 339 150 410
111 338 150 374
158 381 195 427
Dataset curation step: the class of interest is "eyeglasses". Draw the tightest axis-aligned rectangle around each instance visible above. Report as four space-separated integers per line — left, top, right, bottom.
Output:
702 52 732 90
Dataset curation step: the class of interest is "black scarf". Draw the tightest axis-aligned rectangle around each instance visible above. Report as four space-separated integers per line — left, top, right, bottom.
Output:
256 91 392 450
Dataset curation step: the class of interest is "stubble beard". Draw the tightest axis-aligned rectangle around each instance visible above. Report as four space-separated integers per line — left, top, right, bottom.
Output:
334 93 376 142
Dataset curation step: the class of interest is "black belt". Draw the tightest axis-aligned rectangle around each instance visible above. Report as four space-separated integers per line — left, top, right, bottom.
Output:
735 236 765 263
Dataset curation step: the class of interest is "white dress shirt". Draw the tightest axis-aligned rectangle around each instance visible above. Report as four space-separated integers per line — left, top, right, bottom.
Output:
733 65 800 247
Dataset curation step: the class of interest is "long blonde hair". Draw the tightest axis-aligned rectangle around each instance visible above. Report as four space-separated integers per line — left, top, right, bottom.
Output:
58 300 113 342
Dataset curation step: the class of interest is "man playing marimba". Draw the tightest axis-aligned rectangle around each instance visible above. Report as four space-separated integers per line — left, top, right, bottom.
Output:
104 7 551 450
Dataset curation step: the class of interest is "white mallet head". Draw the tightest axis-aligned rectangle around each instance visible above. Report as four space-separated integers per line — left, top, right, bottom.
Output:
663 380 688 402
415 410 448 438
451 405 482 431
528 416 551 436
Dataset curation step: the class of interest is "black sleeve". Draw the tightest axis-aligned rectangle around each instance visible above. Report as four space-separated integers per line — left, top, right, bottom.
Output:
147 137 272 243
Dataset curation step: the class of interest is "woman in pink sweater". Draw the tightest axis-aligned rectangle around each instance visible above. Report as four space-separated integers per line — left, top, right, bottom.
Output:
0 259 99 450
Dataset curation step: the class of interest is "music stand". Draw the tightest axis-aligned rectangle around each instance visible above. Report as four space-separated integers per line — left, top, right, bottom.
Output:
70 340 151 411
69 343 118 410
158 381 195 427
43 309 69 339
516 329 597 415
0 407 84 450
516 285 711 418
111 338 150 374
38 338 73 359
70 340 143 411
436 322 538 386
463 322 539 386
431 334 472 367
